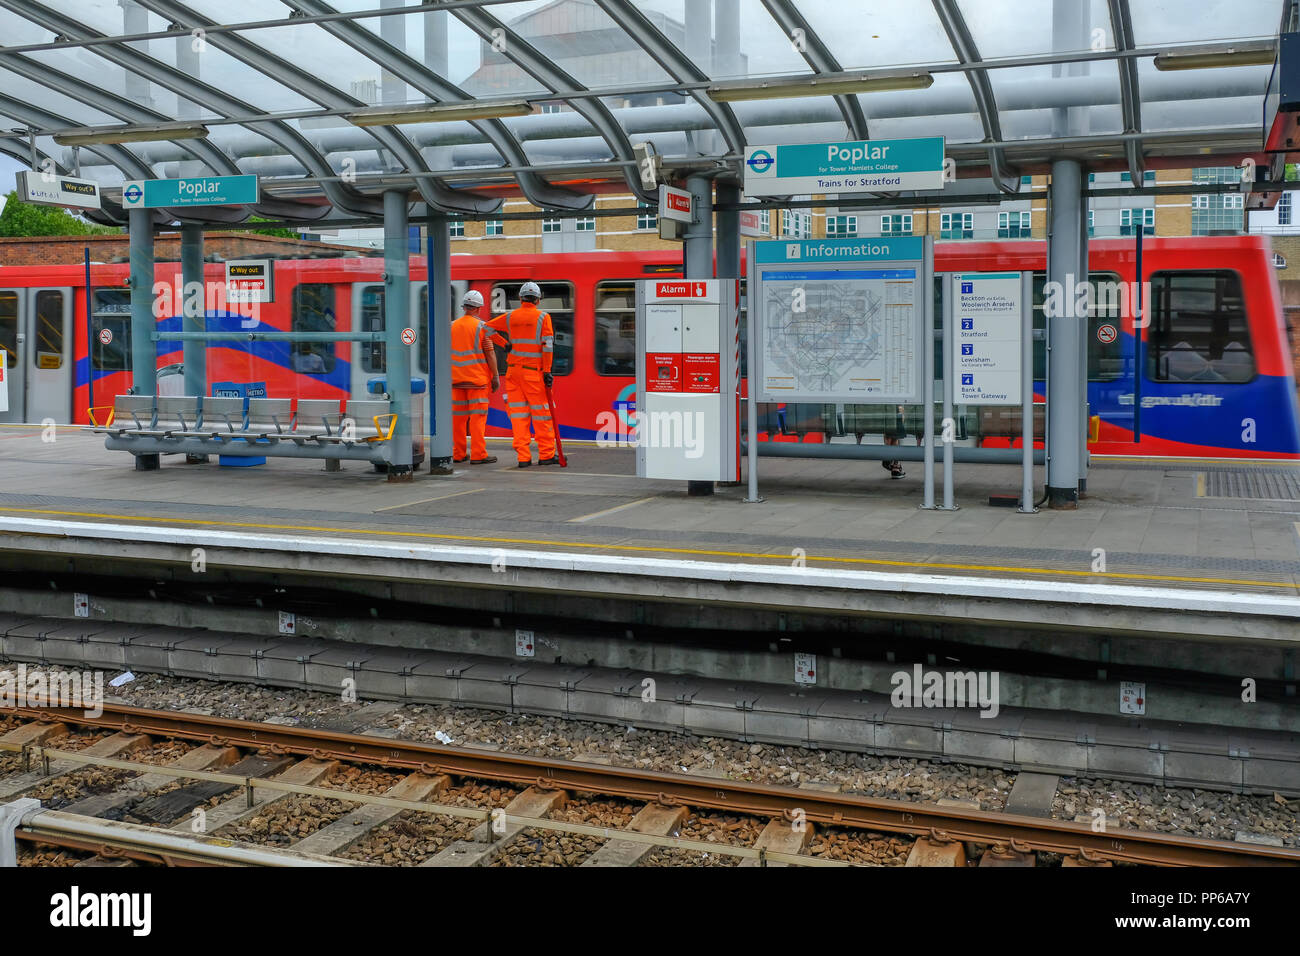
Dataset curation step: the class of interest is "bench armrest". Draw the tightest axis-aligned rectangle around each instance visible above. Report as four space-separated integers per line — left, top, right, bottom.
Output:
88 405 116 427
367 413 398 442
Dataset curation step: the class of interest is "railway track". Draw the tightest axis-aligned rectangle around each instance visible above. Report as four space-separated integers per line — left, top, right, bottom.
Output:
2 702 1297 868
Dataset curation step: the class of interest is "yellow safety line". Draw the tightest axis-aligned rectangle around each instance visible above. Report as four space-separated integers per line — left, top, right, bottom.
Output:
0 505 1293 590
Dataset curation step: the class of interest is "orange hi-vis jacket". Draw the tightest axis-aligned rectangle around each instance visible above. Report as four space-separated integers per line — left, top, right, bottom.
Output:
449 313 497 388
487 302 554 374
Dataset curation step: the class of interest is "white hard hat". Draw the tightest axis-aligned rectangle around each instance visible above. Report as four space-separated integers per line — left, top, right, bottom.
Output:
519 281 542 300
462 289 484 308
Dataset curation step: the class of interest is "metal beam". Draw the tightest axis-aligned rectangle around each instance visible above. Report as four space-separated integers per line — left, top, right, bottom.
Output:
930 0 1020 194
0 46 327 222
0 95 154 181
285 0 591 212
594 0 746 158
757 0 868 139
448 2 655 204
0 0 383 220
1106 0 1145 181
136 0 500 215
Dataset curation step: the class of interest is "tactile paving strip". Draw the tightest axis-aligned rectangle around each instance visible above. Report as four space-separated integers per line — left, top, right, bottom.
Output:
1200 470 1300 501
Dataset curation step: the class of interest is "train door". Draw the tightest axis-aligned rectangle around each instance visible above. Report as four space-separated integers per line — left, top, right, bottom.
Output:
0 287 72 423
349 279 465 398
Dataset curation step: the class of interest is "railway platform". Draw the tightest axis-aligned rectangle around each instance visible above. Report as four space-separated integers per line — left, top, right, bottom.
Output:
1 426 1298 643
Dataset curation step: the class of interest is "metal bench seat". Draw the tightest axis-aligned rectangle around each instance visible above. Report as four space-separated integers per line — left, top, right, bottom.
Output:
100 393 402 470
291 398 346 444
343 400 398 444
235 398 293 442
187 396 247 440
86 394 154 437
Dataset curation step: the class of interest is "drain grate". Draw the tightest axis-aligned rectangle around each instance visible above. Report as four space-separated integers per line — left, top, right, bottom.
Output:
1199 470 1300 501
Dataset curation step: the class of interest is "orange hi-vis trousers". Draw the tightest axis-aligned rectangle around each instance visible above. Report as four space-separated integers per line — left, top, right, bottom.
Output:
452 385 491 461
504 366 555 463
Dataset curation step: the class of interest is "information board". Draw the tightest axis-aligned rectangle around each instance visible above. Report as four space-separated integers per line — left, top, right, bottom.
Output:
952 272 1022 405
750 238 926 403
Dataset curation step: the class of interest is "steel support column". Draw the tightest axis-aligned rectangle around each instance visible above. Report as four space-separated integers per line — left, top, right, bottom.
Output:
128 207 158 470
715 180 740 283
180 224 205 399
427 213 453 473
1047 160 1082 509
383 189 413 479
684 172 714 496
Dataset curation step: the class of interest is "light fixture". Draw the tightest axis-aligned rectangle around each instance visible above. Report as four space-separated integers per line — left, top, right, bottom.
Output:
345 98 534 127
1153 42 1276 71
707 71 933 103
52 122 210 146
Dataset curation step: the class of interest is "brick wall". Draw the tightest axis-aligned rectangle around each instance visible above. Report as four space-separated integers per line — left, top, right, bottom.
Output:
0 232 370 267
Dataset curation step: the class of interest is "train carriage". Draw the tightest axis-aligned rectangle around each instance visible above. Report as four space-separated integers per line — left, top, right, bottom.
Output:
0 236 1295 460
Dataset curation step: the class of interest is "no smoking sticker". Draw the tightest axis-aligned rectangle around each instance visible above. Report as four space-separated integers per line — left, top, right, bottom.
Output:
401 327 416 346
98 328 113 345
1097 324 1118 344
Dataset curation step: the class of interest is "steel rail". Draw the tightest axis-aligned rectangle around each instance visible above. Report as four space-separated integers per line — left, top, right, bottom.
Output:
8 703 1297 868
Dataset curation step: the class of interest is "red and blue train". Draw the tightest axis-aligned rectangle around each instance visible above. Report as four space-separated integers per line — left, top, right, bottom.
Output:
1 236 1296 459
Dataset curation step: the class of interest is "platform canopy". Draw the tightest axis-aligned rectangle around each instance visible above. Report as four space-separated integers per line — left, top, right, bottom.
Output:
0 0 1289 225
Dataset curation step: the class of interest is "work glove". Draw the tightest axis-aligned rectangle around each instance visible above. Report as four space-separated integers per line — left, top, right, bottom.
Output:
543 372 553 388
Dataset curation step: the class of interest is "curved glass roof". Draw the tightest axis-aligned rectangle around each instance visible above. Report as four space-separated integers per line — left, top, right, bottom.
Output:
0 0 1285 224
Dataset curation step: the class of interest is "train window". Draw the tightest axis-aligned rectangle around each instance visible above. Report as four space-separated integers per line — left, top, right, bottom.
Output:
416 285 458 376
594 281 636 376
489 282 573 376
291 284 336 374
92 290 131 371
1031 272 1124 382
34 290 63 369
1147 270 1254 383
0 292 16 369
358 284 385 373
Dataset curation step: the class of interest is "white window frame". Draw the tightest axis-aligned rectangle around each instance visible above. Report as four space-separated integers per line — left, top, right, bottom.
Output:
636 201 656 230
448 219 464 238
485 219 504 237
827 215 857 237
1192 195 1210 209
1278 192 1293 226
575 216 596 232
1223 194 1244 209
542 218 562 234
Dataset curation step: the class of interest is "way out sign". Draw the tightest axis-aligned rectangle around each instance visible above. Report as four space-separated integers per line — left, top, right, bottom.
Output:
225 259 274 303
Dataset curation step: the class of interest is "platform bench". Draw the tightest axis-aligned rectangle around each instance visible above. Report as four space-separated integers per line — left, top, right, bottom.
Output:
88 394 401 470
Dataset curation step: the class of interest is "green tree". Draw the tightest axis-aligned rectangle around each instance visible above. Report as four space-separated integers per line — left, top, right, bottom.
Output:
0 191 118 237
242 216 298 239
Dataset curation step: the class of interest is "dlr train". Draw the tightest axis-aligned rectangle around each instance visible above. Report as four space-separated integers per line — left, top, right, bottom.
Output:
1 235 1296 459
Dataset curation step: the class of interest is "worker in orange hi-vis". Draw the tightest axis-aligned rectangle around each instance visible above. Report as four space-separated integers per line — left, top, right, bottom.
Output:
450 289 500 465
486 281 558 468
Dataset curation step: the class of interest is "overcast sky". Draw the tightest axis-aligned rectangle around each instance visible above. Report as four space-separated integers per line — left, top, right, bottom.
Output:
0 0 1281 189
